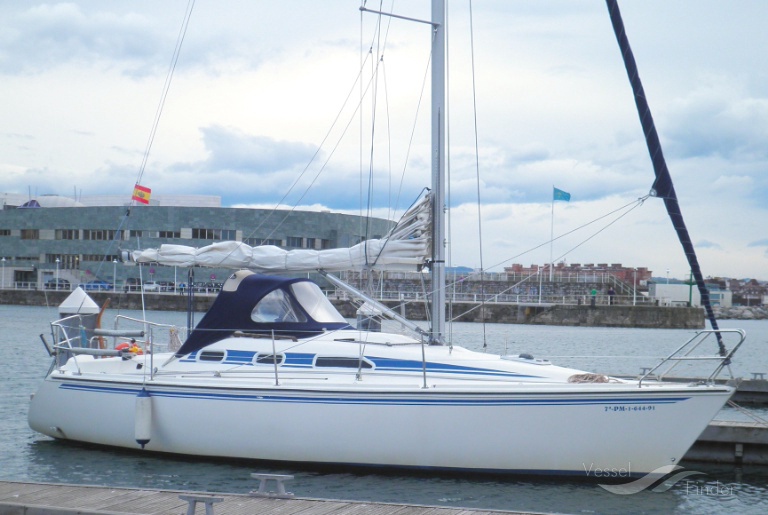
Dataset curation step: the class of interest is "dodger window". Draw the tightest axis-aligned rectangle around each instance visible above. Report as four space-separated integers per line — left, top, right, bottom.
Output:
251 289 307 323
291 281 346 323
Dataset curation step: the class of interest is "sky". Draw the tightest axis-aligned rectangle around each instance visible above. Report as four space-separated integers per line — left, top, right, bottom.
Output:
1 1 767 280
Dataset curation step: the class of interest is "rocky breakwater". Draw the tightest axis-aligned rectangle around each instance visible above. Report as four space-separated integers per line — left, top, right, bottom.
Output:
713 306 768 320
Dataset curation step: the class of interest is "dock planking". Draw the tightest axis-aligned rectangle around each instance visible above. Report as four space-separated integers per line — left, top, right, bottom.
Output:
0 481 531 515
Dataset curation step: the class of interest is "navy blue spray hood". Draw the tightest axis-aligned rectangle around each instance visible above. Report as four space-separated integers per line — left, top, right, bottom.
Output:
176 271 351 357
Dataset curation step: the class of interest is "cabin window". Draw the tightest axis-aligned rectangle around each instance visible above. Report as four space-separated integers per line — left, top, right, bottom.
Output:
251 289 307 323
198 350 225 362
315 357 373 369
255 354 285 365
291 281 346 323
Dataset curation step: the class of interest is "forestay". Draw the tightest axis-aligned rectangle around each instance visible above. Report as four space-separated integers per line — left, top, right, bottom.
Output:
126 193 432 273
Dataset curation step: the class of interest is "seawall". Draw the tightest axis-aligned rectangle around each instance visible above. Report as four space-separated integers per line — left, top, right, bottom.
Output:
368 300 704 329
1 290 704 329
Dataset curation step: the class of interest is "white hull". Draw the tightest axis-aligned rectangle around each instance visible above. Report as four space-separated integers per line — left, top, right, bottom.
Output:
29 350 732 475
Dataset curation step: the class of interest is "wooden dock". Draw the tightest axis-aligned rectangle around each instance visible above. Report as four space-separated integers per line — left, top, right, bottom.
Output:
0 481 532 515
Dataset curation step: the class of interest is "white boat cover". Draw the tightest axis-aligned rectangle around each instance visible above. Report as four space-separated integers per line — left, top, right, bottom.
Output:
127 194 432 273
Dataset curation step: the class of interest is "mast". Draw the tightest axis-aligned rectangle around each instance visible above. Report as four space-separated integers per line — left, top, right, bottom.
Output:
358 1 446 344
429 0 446 344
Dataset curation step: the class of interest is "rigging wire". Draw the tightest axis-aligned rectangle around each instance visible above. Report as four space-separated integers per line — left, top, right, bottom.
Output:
363 1 389 276
380 195 649 325
233 50 378 246
467 0 488 349
447 196 649 321
132 0 195 320
121 1 388 279
393 45 432 218
490 195 650 272
230 5 389 247
383 62 394 224
221 7 432 270
91 0 195 286
135 0 196 190
211 46 401 269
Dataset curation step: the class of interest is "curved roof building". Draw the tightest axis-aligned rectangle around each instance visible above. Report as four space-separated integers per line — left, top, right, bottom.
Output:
0 193 394 290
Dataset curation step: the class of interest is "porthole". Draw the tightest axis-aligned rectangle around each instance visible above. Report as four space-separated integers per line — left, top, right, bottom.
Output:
315 357 373 369
255 354 285 365
198 350 225 362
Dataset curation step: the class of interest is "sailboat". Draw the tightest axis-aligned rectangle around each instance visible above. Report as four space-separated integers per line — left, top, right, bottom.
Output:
28 1 744 476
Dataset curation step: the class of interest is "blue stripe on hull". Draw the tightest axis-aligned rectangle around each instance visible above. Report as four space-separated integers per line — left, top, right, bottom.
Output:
179 351 542 379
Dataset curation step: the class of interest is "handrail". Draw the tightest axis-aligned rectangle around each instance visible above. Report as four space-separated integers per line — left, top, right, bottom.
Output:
93 328 145 337
638 329 746 387
49 314 158 376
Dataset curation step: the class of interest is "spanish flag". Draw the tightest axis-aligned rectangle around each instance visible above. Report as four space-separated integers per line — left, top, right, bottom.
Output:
132 184 151 204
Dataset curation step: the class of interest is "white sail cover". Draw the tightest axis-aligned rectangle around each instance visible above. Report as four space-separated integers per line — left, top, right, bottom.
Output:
127 194 432 273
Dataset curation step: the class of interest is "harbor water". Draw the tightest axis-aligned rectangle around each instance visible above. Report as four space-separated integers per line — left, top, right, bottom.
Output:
1 303 767 514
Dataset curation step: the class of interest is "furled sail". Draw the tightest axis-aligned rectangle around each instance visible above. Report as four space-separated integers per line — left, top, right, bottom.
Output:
125 193 432 273
606 0 725 354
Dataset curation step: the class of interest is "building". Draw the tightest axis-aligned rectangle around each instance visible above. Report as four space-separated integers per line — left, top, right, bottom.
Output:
0 193 394 289
504 262 653 286
648 282 733 308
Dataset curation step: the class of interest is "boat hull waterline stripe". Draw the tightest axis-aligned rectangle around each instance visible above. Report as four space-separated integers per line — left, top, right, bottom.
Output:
56 382 695 406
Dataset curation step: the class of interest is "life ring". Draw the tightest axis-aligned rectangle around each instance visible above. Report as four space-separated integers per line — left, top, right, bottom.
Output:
116 342 131 351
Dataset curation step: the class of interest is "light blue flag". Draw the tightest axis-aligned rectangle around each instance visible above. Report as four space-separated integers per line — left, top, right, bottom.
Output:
553 187 571 202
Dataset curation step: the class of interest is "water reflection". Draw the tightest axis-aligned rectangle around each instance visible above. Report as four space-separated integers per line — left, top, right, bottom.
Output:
21 437 768 514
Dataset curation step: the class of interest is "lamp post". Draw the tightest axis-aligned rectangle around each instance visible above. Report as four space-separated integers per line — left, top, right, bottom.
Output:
55 258 60 289
113 259 118 292
537 266 543 304
1 257 5 289
633 268 637 306
688 270 693 307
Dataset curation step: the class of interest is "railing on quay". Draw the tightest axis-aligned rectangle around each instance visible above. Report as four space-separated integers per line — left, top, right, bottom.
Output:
330 290 668 307
1 282 684 308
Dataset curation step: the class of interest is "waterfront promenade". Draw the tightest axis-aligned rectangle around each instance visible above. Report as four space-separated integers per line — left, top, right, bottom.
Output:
0 287 705 329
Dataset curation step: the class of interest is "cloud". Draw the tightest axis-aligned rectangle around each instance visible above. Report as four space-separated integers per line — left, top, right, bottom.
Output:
1 1 767 279
695 240 722 250
664 80 768 161
198 125 315 174
0 3 164 75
